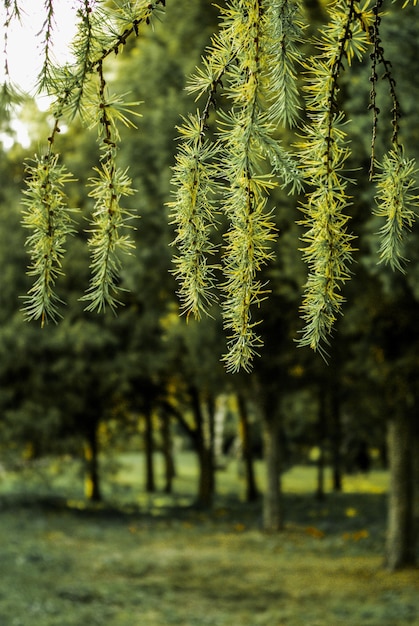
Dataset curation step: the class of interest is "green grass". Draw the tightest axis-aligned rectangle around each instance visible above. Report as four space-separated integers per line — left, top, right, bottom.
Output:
0 454 418 626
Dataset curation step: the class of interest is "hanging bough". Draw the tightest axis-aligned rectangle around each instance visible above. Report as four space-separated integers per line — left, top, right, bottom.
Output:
296 0 371 357
0 0 416 368
20 0 165 323
297 0 418 357
170 0 304 372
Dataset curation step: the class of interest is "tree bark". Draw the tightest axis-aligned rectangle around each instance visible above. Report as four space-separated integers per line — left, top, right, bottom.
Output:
386 412 416 570
161 413 175 494
144 400 155 493
316 387 327 500
190 386 214 508
329 384 343 492
206 393 216 496
256 383 283 532
84 420 101 502
237 393 259 502
262 411 283 531
412 413 419 560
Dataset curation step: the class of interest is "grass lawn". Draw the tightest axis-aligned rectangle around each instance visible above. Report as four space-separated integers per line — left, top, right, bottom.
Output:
0 453 418 625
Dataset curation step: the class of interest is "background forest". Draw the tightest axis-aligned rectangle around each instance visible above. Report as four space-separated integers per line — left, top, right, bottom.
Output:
0 0 419 623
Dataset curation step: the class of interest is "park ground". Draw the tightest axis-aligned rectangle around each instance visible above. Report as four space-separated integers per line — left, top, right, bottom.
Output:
0 453 418 626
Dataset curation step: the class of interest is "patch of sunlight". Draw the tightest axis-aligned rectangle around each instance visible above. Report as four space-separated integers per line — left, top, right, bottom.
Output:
342 471 388 494
65 498 88 510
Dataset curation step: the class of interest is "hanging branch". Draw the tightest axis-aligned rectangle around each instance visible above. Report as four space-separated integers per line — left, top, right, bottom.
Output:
221 0 305 376
263 0 303 129
43 1 166 122
21 153 76 327
297 0 373 357
168 32 233 319
36 0 57 92
22 0 166 325
17 0 418 367
359 0 419 272
21 81 76 325
0 0 23 126
80 61 140 312
365 0 384 180
170 0 303 372
219 0 277 373
373 151 417 272
168 112 221 319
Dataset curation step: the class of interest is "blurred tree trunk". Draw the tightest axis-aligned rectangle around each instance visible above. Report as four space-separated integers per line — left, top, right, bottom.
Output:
329 383 343 492
263 413 283 531
190 385 215 508
386 411 416 570
259 388 283 532
413 413 419 559
161 413 175 494
330 418 342 490
84 419 101 502
144 398 156 493
237 393 259 502
316 387 327 501
206 393 216 496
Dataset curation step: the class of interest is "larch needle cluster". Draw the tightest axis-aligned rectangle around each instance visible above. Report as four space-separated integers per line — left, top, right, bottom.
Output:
0 0 417 369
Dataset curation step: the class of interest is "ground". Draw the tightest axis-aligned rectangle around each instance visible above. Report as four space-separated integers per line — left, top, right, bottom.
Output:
0 454 418 625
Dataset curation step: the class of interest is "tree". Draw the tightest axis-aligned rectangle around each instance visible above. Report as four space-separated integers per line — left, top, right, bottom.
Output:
162 311 230 508
349 283 419 569
2 0 415 365
236 392 260 502
1 0 419 568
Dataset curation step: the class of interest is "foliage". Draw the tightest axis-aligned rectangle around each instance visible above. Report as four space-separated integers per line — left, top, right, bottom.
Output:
1 0 418 369
296 0 372 356
170 0 304 372
373 150 417 272
170 0 418 366
14 1 166 321
21 154 77 325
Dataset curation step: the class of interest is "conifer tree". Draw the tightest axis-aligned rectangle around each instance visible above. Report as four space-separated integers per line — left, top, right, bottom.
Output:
1 0 419 571
169 0 304 372
1 0 417 366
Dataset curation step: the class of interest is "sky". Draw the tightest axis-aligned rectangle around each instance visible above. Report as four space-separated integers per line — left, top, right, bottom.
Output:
1 0 77 146
2 0 77 93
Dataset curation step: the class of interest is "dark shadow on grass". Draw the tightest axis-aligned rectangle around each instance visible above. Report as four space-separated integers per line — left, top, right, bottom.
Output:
0 489 387 538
